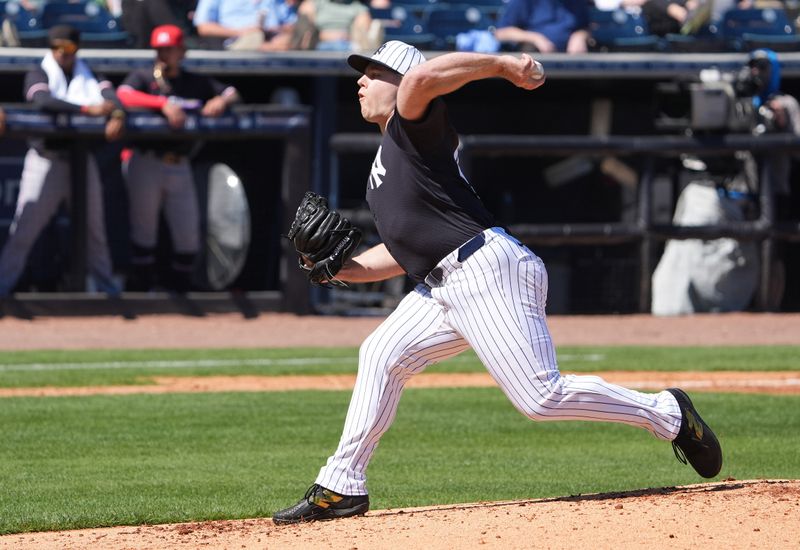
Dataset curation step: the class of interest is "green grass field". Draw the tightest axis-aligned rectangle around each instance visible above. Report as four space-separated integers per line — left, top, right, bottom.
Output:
0 346 798 535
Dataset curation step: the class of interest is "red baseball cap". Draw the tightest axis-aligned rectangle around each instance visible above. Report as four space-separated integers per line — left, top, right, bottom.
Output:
150 25 184 48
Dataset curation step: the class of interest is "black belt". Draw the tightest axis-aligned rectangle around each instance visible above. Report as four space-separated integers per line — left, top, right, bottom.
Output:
425 232 486 288
457 233 486 262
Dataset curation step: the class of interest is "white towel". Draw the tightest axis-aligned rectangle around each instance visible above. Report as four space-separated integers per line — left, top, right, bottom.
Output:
40 51 104 106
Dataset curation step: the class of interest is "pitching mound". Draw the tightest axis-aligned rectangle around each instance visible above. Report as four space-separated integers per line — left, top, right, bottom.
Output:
3 479 797 549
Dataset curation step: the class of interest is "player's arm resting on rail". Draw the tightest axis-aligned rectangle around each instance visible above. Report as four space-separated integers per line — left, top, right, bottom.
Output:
117 77 188 128
96 76 126 140
336 243 405 283
202 82 241 116
117 86 169 110
117 71 193 128
25 68 116 116
397 52 545 122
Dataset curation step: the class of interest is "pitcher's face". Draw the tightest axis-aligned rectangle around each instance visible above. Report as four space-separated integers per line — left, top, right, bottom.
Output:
356 64 402 125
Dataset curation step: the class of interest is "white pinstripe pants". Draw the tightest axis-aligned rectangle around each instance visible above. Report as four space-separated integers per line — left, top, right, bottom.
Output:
316 228 682 496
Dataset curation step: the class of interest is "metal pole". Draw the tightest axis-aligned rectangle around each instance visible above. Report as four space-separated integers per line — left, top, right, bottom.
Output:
66 144 88 291
757 158 775 311
637 156 654 313
280 125 312 315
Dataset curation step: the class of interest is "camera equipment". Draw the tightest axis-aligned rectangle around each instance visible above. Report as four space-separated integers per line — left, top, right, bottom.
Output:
654 58 774 134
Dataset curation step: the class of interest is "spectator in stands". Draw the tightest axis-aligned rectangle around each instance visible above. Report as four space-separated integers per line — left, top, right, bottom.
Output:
121 0 197 49
639 0 746 37
0 25 123 298
293 0 377 51
639 0 701 36
98 0 124 17
495 0 590 53
18 0 46 12
193 0 299 50
116 25 240 292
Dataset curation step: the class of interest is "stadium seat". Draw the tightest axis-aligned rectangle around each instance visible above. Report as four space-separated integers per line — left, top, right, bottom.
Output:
2 1 48 47
40 1 129 47
453 0 509 22
373 6 436 50
720 8 799 51
424 5 495 50
392 0 440 19
663 32 726 52
587 8 662 52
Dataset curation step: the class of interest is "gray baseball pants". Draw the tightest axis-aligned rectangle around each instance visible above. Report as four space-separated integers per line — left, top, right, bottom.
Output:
0 148 115 295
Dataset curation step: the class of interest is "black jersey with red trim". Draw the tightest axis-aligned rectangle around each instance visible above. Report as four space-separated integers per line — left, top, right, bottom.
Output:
121 67 231 155
365 98 495 283
121 67 228 103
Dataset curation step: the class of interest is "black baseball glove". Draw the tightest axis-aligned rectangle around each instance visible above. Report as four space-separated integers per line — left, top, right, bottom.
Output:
286 191 362 288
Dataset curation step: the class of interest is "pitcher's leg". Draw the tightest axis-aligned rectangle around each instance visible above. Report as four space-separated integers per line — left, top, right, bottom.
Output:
440 234 681 440
316 285 469 496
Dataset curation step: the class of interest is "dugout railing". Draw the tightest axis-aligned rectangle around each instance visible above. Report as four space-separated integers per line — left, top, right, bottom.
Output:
328 131 800 314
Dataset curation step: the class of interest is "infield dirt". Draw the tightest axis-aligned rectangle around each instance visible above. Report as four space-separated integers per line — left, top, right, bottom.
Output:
0 312 798 549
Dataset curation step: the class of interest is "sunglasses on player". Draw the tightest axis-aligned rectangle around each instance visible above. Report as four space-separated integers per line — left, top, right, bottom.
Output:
50 40 79 55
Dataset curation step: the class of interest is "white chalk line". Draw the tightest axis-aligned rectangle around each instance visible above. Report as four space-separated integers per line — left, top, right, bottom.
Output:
0 354 606 373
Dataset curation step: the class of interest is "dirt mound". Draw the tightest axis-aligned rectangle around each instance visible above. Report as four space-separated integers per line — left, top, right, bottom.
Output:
3 480 798 549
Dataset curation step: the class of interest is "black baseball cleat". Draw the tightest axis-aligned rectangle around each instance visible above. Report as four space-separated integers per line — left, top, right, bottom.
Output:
667 388 722 478
272 484 369 524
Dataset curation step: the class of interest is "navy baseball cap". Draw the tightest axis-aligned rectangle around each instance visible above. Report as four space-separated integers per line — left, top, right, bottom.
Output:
348 41 426 76
48 24 80 46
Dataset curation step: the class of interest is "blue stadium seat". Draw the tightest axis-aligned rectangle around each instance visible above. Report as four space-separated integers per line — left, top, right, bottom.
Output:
662 17 727 52
3 1 48 47
720 8 799 51
587 8 662 52
663 32 725 52
392 0 439 19
374 6 436 50
424 5 494 50
452 0 509 22
40 1 129 47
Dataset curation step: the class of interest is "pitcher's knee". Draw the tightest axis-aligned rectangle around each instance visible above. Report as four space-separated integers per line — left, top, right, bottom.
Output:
510 379 565 421
358 338 425 380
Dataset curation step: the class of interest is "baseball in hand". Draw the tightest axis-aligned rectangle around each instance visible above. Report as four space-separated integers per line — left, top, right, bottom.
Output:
531 60 545 79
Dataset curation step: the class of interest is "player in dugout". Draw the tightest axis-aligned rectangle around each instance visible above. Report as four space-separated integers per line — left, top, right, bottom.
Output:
116 25 240 292
0 24 123 298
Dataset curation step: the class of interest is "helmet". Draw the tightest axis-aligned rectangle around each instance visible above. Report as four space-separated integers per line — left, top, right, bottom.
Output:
150 25 184 48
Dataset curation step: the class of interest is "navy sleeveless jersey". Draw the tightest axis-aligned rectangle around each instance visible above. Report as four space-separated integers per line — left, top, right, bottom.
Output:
365 99 495 283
